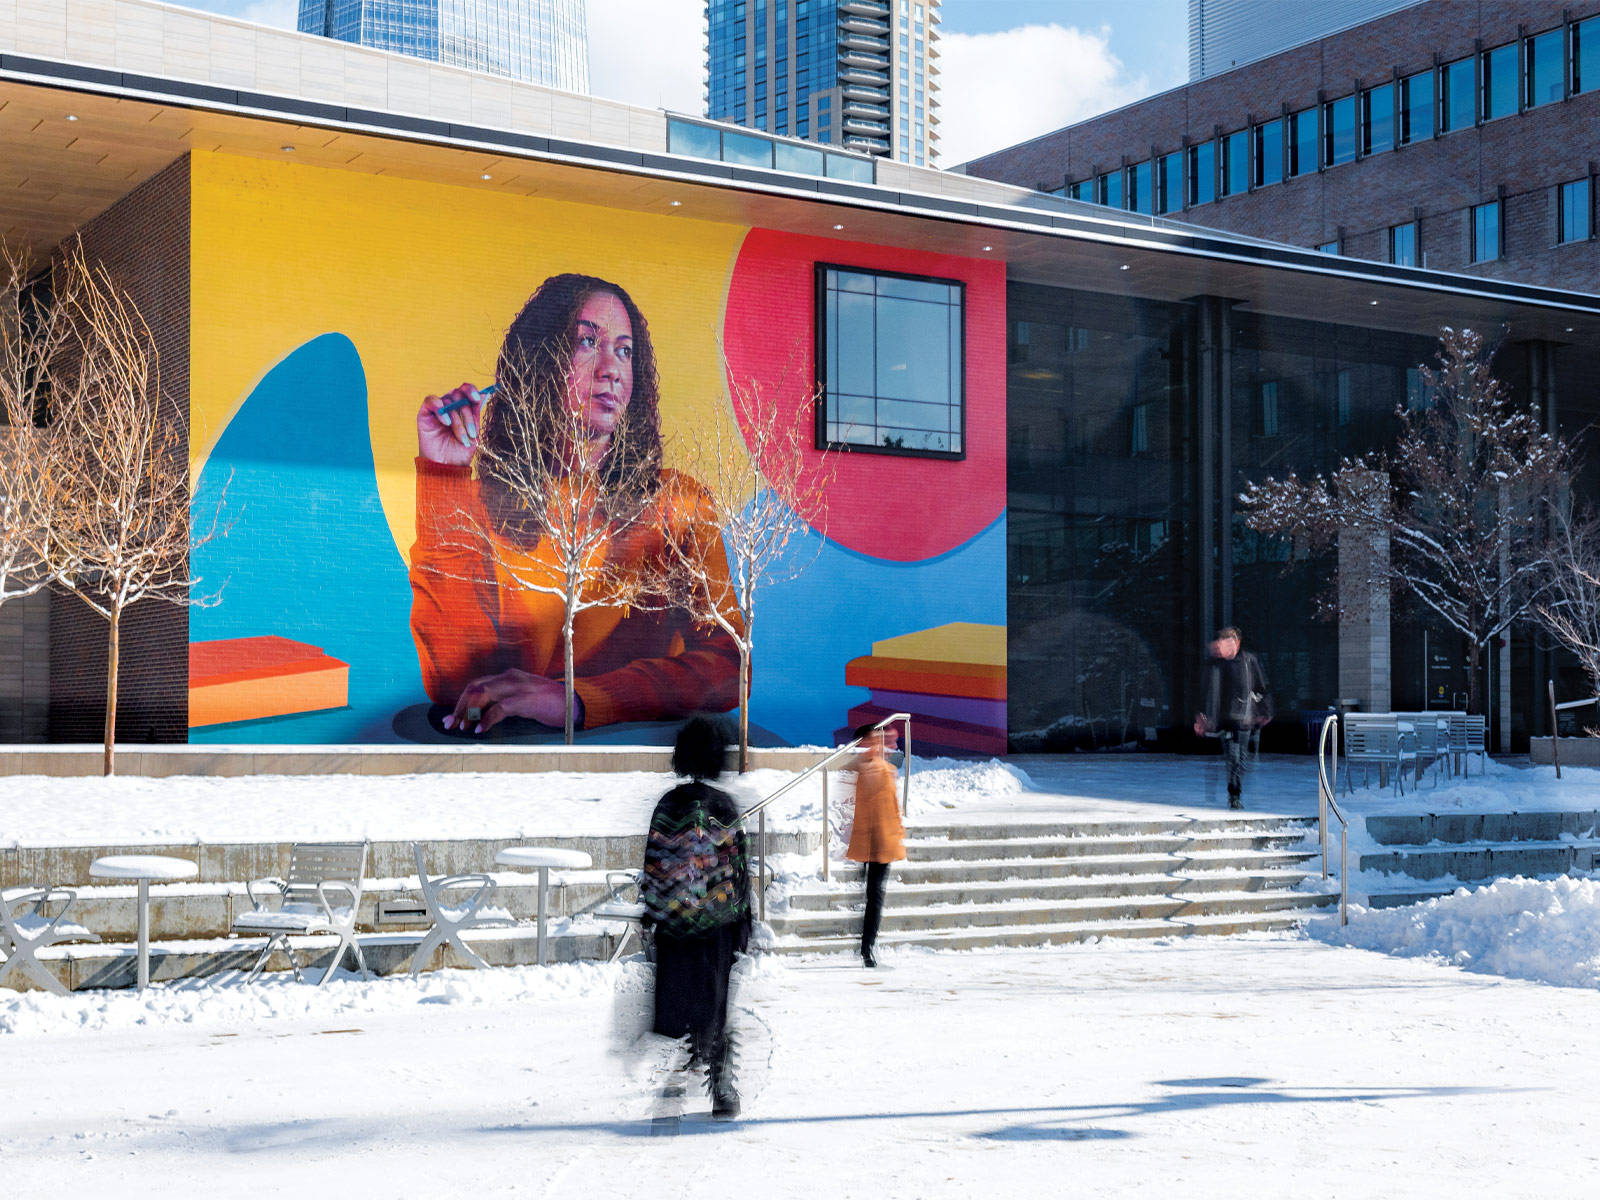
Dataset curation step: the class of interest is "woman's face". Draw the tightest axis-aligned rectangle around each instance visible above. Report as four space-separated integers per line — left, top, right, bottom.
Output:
564 291 634 440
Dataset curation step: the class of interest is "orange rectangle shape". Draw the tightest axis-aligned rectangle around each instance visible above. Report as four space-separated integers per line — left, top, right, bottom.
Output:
189 636 350 726
844 655 1007 701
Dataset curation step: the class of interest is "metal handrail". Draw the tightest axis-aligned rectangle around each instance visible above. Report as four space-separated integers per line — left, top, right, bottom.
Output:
1316 714 1350 926
743 713 912 921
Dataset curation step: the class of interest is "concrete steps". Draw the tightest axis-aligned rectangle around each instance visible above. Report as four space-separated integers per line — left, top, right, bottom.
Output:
771 816 1331 955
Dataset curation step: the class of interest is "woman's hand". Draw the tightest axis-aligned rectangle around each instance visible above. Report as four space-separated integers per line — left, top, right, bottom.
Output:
444 667 584 733
417 383 487 466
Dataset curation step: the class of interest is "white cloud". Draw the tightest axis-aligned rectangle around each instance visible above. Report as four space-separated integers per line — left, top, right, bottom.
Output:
586 0 705 113
238 0 297 29
936 23 1151 166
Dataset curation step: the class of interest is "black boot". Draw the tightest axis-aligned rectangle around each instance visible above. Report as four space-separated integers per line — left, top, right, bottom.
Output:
861 862 888 967
707 1032 740 1120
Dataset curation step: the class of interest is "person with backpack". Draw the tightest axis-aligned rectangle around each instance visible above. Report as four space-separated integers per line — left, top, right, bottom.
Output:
639 716 751 1121
1193 626 1273 809
847 722 906 968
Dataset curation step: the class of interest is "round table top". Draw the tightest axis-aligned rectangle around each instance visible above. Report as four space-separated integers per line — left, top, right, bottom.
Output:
89 854 199 882
495 846 593 870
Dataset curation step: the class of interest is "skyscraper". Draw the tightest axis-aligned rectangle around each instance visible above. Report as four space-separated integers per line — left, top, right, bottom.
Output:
706 0 939 166
1188 0 1422 80
297 0 589 91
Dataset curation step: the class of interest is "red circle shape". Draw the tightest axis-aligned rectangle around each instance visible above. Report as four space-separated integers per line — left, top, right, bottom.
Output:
721 228 1007 562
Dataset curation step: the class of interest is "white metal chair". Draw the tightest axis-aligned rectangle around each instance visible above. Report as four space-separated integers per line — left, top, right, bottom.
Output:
592 869 645 963
1343 715 1416 794
233 842 370 986
1396 712 1448 786
1462 714 1488 773
0 885 98 995
408 844 515 977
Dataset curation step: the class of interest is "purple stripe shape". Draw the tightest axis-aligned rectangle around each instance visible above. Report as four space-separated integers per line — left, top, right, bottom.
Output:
869 689 1007 728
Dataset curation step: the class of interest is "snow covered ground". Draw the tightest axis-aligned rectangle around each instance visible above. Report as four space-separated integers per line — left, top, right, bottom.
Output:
4 936 1597 1198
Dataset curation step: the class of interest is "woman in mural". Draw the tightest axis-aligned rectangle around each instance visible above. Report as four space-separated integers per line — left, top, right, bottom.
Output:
409 273 742 734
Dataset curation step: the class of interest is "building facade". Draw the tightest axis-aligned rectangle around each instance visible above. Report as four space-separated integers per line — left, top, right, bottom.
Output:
966 0 1600 293
706 0 939 165
3 0 1599 754
1188 0 1421 80
296 0 589 89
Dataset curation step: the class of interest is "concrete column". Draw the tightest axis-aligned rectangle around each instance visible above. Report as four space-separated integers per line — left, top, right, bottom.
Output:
1337 470 1390 712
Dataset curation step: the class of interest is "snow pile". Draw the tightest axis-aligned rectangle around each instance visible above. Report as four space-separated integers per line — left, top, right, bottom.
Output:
1310 875 1600 989
906 755 1033 809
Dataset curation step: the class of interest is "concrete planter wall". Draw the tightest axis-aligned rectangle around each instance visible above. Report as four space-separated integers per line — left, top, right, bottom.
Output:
1529 737 1600 767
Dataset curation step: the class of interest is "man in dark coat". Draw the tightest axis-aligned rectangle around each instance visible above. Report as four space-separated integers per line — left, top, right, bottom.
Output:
1193 627 1272 809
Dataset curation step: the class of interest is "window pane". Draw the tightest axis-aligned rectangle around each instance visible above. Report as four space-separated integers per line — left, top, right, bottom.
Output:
1473 201 1500 262
1482 43 1517 119
1324 95 1356 166
1067 180 1090 202
1400 69 1433 143
1289 109 1317 176
876 275 948 303
1097 170 1123 208
1528 29 1564 107
722 129 772 166
1222 130 1249 196
1578 17 1600 94
1189 140 1215 205
1561 178 1592 244
1157 150 1184 212
1441 57 1475 131
1390 222 1417 266
773 141 825 174
1363 83 1393 155
1128 160 1153 213
825 153 873 181
668 119 722 161
1255 119 1283 186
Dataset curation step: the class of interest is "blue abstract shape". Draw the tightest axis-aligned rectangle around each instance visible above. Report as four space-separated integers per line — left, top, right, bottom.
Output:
750 512 1007 746
191 335 422 742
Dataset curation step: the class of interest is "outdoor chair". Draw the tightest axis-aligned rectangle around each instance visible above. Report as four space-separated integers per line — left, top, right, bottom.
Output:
0 885 98 995
1343 715 1417 795
233 842 370 986
591 869 645 964
1462 714 1488 773
1396 713 1449 787
408 844 515 977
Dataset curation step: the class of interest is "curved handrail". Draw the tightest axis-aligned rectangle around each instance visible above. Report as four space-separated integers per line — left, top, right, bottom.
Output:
1317 714 1350 926
744 712 912 921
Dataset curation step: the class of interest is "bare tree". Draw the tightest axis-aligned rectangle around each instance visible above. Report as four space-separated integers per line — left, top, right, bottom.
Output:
447 341 664 744
656 363 835 771
1534 499 1600 716
1241 327 1569 716
0 242 76 612
49 241 225 775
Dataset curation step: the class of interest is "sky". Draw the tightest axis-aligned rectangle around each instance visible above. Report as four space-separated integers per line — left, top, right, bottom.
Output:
167 0 1190 165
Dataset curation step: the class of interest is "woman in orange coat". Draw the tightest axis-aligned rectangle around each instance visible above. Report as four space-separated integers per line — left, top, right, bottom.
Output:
846 722 906 968
408 273 743 734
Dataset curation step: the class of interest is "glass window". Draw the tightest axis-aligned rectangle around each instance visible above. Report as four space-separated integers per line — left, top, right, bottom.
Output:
1472 200 1501 262
1288 109 1318 176
1527 28 1565 107
1221 129 1249 196
1066 179 1090 202
1188 141 1215 205
1324 95 1356 166
773 141 825 175
820 267 964 457
1128 160 1154 214
1336 370 1353 427
824 153 874 182
1481 42 1518 119
668 118 722 161
1560 178 1592 244
1317 240 1341 255
722 128 772 167
1097 170 1123 209
1362 83 1393 156
1440 56 1475 131
1399 69 1433 143
1156 150 1183 213
1258 381 1280 437
1254 119 1283 186
1390 221 1417 266
1577 16 1600 94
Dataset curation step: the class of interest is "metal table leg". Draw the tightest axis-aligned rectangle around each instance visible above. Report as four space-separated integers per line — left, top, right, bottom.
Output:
537 866 549 966
137 879 150 991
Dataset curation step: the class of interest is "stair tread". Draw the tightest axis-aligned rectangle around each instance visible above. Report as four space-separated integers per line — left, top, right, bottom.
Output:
794 867 1317 898
771 890 1333 925
771 909 1317 952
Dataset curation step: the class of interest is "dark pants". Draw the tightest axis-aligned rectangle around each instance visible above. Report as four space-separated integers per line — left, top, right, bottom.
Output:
862 861 890 956
1220 730 1248 799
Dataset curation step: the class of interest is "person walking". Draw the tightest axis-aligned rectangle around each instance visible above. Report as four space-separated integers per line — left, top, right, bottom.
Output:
1193 627 1272 810
639 716 751 1121
846 722 906 968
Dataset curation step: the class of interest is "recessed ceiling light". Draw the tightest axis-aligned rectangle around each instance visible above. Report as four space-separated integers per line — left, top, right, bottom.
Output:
1119 264 1130 271
480 173 492 180
1370 299 1380 306
1566 326 1575 333
281 145 296 152
982 245 993 252
833 223 844 230
670 200 682 207
65 114 78 122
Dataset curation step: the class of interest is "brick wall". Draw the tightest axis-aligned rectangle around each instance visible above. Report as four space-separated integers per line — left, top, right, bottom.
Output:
966 0 1600 291
48 155 191 744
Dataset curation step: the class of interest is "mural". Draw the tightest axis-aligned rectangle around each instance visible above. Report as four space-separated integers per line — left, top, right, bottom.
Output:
188 151 1006 748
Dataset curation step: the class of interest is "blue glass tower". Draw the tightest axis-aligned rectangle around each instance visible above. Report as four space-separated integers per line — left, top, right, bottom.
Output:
298 0 589 90
706 0 939 166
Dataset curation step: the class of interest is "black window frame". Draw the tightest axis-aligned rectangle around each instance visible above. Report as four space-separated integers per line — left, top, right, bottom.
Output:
1389 221 1419 266
814 262 967 461
1471 200 1502 263
1559 177 1593 245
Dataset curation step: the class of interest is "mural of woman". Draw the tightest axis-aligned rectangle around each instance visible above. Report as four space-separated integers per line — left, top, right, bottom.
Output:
408 273 743 734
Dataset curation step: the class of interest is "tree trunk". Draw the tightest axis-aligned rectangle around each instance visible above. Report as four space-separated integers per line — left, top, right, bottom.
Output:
1466 638 1482 716
738 642 751 773
103 605 120 777
563 610 576 746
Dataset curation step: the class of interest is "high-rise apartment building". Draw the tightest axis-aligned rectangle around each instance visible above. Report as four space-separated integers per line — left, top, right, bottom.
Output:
1188 0 1421 79
706 0 939 165
297 0 589 90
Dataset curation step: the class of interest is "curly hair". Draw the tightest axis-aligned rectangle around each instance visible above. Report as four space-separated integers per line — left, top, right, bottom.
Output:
475 273 663 541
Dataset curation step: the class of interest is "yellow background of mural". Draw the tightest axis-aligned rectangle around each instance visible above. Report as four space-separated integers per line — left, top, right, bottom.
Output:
189 151 750 561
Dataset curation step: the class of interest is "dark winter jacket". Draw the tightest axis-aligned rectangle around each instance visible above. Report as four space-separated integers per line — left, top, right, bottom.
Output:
1199 650 1273 733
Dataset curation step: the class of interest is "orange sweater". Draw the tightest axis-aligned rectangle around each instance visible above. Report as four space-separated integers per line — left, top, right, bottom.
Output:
408 458 744 727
